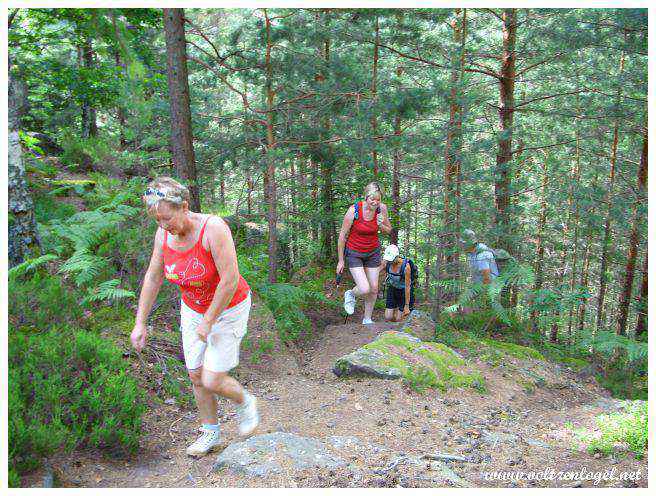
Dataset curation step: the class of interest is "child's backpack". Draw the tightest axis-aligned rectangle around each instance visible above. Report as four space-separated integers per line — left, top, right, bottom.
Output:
400 258 419 288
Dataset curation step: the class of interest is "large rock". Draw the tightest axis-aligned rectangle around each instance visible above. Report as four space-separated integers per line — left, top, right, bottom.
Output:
213 432 348 477
333 330 485 393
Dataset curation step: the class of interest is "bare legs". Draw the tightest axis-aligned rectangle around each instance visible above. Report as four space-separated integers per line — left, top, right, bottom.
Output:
348 265 380 321
384 308 402 322
188 368 246 425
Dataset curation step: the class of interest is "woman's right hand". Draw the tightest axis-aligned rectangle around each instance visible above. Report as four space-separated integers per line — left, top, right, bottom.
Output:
130 323 148 352
336 259 344 275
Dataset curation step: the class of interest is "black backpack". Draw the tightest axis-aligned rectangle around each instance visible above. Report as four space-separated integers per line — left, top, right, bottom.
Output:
388 257 419 288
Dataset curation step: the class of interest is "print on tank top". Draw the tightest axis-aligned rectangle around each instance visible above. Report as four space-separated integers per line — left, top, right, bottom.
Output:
165 258 210 305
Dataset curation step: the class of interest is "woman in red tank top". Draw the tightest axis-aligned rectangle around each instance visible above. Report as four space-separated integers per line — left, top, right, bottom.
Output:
130 177 259 456
336 182 392 325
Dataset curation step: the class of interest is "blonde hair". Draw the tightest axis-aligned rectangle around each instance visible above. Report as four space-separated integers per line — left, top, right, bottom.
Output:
144 176 190 210
364 181 383 200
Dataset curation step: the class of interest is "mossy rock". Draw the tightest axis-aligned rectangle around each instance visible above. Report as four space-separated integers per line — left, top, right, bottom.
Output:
333 331 486 393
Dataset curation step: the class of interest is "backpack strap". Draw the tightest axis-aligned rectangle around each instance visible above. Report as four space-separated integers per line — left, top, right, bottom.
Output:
354 201 380 221
400 258 408 278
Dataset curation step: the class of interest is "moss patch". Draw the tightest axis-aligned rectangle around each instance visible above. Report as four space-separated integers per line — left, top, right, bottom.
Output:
559 356 590 371
334 331 486 393
480 338 545 361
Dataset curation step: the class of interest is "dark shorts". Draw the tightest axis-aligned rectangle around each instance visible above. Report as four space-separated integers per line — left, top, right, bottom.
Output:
345 246 381 269
386 285 415 311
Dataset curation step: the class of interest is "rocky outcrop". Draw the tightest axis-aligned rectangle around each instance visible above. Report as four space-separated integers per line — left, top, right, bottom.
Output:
213 432 349 477
332 330 485 393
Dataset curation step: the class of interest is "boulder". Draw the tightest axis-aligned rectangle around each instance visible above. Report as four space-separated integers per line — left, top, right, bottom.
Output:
213 432 348 477
333 331 486 393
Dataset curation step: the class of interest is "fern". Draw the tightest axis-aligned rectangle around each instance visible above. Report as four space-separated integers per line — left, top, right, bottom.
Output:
61 253 109 287
441 262 535 325
82 279 135 305
9 254 59 280
581 331 648 363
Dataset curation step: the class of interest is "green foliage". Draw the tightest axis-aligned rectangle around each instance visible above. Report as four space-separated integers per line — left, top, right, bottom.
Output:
33 188 79 223
8 326 147 482
9 271 84 331
440 261 535 325
257 283 317 342
8 253 59 280
581 331 648 364
37 176 146 305
82 278 136 305
572 401 648 459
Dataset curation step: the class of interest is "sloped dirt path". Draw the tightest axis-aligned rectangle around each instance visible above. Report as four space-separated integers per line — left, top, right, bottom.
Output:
21 307 647 488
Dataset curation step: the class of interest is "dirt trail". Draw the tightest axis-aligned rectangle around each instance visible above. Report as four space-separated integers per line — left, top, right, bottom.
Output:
22 307 647 488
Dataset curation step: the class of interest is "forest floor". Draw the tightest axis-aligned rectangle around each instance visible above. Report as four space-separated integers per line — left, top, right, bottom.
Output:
21 293 648 488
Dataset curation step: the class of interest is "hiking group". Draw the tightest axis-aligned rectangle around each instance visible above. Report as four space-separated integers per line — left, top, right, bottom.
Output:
129 176 505 458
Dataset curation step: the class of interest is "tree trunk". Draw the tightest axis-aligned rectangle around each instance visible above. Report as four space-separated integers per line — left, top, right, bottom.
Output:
578 242 592 332
310 158 318 242
596 49 626 332
114 49 128 150
318 15 336 261
443 8 467 285
8 70 41 267
246 166 253 215
634 253 647 338
494 8 517 252
391 114 402 246
163 8 201 211
263 10 278 283
370 15 380 178
532 155 548 334
617 131 647 336
80 36 98 139
390 65 403 246
567 82 583 336
424 190 434 298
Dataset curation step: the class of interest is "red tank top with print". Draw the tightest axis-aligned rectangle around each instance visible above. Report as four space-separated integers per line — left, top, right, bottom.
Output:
346 201 380 252
162 216 250 314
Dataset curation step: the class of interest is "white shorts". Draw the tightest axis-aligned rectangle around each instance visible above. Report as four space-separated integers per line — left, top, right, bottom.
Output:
180 293 251 373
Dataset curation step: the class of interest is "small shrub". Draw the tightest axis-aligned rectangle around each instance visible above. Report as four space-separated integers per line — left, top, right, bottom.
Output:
9 271 84 331
8 326 147 484
573 401 648 460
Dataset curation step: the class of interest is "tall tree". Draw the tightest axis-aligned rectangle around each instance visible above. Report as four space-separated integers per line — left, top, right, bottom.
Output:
79 35 98 139
494 8 517 252
8 69 41 267
617 130 647 336
163 8 201 211
442 8 467 281
634 253 647 338
595 46 626 332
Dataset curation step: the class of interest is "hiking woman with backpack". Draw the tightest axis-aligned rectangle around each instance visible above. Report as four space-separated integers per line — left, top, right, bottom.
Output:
380 244 416 322
336 182 392 324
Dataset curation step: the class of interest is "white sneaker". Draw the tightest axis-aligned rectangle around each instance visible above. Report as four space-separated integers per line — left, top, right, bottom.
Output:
344 289 356 315
237 391 260 437
186 426 222 456
362 318 374 325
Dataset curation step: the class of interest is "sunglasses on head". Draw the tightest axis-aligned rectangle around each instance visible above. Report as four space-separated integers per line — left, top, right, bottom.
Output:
145 187 165 198
144 187 183 205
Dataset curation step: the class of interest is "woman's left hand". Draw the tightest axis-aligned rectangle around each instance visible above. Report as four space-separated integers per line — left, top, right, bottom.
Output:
196 319 212 342
402 305 411 318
